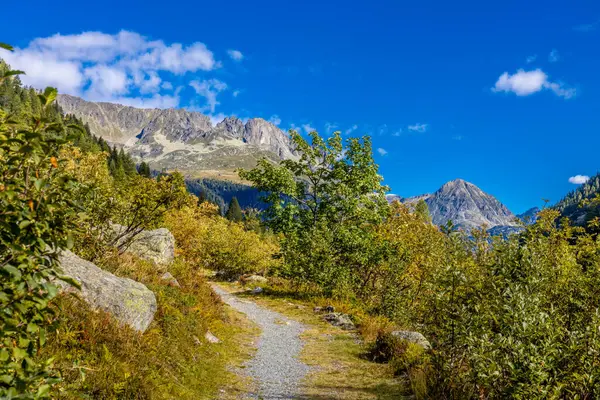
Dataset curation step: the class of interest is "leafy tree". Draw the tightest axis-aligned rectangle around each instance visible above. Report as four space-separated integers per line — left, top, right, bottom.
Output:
240 130 389 294
225 197 243 222
0 83 80 397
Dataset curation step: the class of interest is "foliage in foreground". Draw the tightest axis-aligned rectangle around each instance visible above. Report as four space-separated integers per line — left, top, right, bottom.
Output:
44 255 247 399
242 129 600 399
0 86 81 398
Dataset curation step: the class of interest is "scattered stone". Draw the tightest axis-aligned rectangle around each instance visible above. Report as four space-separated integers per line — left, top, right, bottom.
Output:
323 313 355 330
313 306 323 313
111 224 175 267
250 287 264 294
57 250 157 333
390 331 431 350
205 331 221 344
324 305 335 313
160 272 180 288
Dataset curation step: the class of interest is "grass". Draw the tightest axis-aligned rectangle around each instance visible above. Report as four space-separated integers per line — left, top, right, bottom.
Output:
214 280 411 399
43 254 260 399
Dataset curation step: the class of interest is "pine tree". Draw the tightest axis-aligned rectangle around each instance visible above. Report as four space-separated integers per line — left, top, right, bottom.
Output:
225 197 243 222
138 161 151 178
415 199 432 223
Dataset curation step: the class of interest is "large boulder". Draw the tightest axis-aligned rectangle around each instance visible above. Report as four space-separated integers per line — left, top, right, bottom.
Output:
112 224 175 266
57 250 157 333
390 331 431 350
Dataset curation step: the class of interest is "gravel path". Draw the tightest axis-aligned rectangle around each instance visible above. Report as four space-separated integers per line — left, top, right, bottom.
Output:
212 284 310 400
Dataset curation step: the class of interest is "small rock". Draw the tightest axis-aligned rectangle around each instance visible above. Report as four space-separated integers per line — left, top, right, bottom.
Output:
250 287 263 294
390 331 431 350
160 272 180 287
324 305 335 313
313 306 323 313
205 331 221 344
323 312 355 330
193 335 202 345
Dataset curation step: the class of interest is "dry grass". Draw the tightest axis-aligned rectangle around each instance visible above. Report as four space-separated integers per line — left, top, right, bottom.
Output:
214 281 410 399
43 255 260 399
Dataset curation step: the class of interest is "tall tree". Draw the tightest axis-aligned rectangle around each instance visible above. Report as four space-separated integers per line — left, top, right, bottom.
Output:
240 130 389 293
225 196 243 222
415 199 432 223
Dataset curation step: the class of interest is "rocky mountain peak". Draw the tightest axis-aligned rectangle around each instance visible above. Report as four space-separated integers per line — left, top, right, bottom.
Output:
401 179 517 231
56 94 297 173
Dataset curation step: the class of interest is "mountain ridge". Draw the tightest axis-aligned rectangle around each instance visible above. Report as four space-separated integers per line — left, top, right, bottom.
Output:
57 94 296 175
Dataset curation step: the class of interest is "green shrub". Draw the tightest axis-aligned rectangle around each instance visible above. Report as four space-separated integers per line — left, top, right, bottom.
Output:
0 85 81 398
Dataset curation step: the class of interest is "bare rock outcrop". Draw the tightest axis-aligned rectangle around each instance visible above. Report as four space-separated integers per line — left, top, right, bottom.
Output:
57 250 157 333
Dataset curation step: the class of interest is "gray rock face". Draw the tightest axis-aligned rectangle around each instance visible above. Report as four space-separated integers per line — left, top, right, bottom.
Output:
112 224 175 266
57 94 296 173
57 250 157 333
401 179 518 231
390 330 431 350
323 313 355 330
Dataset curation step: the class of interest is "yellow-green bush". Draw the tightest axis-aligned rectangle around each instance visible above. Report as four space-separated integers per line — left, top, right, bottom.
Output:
165 202 281 278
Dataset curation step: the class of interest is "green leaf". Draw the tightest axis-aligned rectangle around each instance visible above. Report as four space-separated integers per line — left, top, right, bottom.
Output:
19 220 32 229
3 265 22 279
0 42 14 51
66 233 74 249
43 87 58 106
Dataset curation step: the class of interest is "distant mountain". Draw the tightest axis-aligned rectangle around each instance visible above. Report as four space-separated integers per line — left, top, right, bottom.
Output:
57 94 296 174
185 178 264 214
389 179 519 231
555 173 600 225
517 207 540 225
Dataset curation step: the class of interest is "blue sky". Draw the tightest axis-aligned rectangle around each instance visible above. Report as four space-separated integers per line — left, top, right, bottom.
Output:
2 0 600 213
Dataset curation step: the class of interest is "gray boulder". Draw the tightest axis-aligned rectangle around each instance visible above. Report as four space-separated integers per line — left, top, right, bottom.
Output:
57 250 157 333
323 313 355 330
391 331 431 350
112 224 175 266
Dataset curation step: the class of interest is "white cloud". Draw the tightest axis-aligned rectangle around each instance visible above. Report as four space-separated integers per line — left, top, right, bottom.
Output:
106 94 180 109
377 148 388 156
269 115 282 126
232 89 241 97
408 123 428 133
208 112 228 126
325 122 338 133
452 135 463 141
84 65 129 98
0 30 223 109
344 124 358 135
492 69 575 99
526 54 537 64
392 129 402 137
302 124 316 134
548 49 559 63
493 69 547 96
189 79 228 113
569 175 590 184
227 49 244 61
